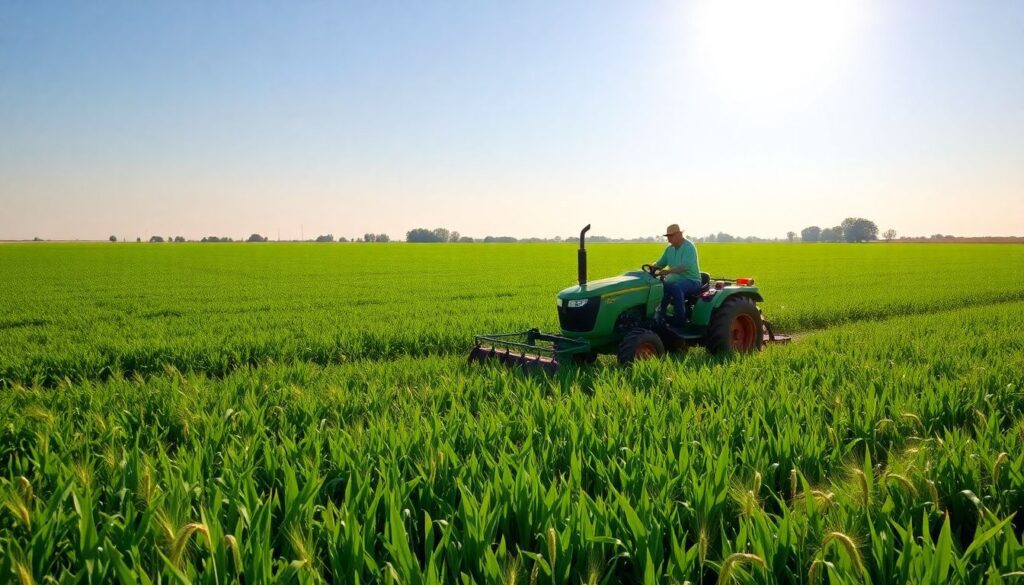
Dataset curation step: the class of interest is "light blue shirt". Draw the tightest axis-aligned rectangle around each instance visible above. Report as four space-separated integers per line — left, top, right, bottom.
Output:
656 238 700 283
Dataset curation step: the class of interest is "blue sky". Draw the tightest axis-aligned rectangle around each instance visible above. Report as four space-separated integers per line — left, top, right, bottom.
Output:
2 1 1022 240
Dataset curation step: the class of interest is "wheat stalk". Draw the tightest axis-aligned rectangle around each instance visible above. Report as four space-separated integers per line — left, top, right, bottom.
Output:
718 553 765 583
993 452 1009 485
169 522 209 568
883 472 917 496
822 532 865 577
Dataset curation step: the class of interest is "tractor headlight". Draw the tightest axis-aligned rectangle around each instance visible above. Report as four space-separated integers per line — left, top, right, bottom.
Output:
567 298 590 308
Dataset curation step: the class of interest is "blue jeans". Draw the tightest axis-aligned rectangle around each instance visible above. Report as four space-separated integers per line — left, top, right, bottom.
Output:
661 279 703 325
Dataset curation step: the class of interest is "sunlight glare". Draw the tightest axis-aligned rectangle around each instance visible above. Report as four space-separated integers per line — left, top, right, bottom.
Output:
689 0 870 111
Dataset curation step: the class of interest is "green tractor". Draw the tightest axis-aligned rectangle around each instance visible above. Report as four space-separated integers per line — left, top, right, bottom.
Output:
468 225 789 373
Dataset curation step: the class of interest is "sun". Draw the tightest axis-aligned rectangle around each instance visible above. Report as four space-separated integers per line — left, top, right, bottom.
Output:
687 0 870 111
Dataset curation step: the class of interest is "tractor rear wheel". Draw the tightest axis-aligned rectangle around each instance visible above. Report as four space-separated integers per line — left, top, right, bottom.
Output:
617 328 665 365
707 296 763 355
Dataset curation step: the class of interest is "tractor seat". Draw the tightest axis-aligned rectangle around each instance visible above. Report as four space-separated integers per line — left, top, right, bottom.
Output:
684 272 712 301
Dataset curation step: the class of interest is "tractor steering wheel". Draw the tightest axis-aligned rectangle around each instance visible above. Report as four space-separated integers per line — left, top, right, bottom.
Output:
641 264 663 280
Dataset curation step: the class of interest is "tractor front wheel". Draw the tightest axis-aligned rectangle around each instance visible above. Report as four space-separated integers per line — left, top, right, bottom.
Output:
707 296 763 355
617 328 665 365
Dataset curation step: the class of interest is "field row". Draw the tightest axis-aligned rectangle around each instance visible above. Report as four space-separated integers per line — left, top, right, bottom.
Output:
2 243 1024 386
2 300 1022 583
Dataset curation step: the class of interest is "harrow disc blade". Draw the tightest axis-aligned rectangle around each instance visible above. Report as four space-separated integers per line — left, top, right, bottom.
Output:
468 345 560 375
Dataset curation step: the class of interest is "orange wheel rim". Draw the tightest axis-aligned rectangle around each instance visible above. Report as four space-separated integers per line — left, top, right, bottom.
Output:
730 314 756 350
635 341 657 359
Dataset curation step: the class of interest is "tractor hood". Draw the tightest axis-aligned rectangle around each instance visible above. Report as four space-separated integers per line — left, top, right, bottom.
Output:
557 271 653 301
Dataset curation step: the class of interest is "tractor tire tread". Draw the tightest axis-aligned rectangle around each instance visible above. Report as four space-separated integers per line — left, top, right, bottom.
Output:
707 295 763 355
617 327 665 365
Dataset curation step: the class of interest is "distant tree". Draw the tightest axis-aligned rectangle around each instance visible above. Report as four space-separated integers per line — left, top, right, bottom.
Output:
716 232 735 243
483 236 518 243
149 235 165 243
136 237 141 243
33 237 44 241
338 237 348 242
841 217 879 243
800 226 821 243
432 228 450 243
174 236 186 243
364 233 377 243
882 228 897 242
376 233 390 243
247 233 267 242
315 234 335 243
109 235 117 242
407 228 444 243
819 227 840 242
786 231 796 243
449 230 460 242
458 236 474 243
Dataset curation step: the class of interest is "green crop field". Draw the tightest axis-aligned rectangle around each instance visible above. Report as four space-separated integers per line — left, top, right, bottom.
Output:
2 242 1023 584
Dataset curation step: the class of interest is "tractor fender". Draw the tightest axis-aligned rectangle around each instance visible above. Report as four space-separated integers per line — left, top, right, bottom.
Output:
707 289 763 309
690 288 763 325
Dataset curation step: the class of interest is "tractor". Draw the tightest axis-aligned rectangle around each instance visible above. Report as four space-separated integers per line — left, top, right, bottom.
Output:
468 225 789 373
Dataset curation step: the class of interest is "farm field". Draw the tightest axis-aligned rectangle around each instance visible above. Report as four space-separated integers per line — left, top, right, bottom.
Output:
1 242 1023 583
3 242 1024 385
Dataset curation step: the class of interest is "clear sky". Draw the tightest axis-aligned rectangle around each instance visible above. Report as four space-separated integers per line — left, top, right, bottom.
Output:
2 1 1022 241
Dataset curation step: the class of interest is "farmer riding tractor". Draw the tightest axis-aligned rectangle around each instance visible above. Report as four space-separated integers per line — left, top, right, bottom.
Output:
469 225 789 373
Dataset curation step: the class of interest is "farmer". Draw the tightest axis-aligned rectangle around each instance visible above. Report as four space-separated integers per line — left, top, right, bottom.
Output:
651 223 702 326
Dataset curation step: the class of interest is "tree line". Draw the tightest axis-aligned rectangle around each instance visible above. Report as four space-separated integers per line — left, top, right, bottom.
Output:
110 233 393 243
406 228 474 243
105 218 893 244
798 217 881 243
405 220 885 243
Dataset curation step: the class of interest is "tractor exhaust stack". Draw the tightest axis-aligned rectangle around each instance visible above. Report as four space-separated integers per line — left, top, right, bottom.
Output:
578 224 591 286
